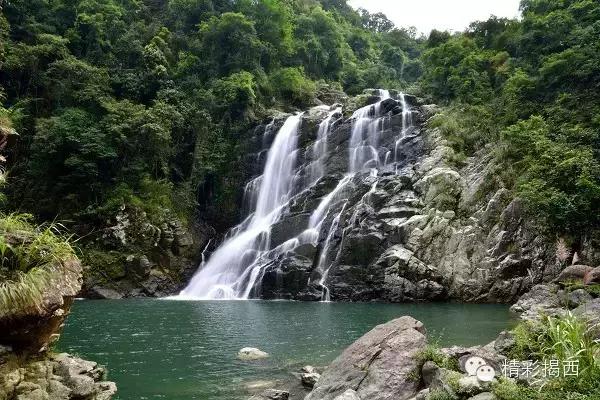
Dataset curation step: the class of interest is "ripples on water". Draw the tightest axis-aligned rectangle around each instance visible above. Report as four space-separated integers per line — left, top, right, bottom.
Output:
58 300 514 400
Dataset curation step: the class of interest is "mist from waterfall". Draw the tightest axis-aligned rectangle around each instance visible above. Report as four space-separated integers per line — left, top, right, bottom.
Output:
179 90 412 301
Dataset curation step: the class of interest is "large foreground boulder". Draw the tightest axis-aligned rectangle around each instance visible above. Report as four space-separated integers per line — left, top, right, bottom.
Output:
305 316 427 400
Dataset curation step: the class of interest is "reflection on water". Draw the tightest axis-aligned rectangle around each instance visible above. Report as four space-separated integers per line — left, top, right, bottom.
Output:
58 300 514 400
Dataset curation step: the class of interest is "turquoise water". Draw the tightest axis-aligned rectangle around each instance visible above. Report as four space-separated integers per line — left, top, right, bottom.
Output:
58 300 514 400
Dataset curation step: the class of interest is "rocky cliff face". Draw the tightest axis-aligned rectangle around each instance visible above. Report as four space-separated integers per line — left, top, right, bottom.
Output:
80 207 213 299
0 257 116 399
228 90 563 303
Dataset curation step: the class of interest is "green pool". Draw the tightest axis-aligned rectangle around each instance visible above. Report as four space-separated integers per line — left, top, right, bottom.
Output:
58 300 514 400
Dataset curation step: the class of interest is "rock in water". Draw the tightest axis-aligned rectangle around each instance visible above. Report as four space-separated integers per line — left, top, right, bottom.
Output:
305 316 427 400
301 366 318 374
249 389 290 400
238 347 270 361
301 372 321 388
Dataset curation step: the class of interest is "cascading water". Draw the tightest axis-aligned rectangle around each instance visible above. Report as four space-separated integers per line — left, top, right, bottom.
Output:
349 90 391 173
316 202 347 302
179 114 303 299
307 107 342 186
180 90 414 301
394 92 414 163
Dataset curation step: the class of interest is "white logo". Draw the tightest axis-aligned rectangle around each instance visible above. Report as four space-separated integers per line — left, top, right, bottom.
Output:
476 364 496 382
465 356 487 376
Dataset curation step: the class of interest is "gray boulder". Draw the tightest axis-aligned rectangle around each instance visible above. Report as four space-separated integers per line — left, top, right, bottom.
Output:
301 372 321 388
555 265 593 284
584 267 600 285
493 331 515 355
563 289 593 308
305 316 427 400
573 298 600 320
510 284 563 321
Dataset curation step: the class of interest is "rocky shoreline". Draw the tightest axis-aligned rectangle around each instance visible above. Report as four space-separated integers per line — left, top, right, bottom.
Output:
247 269 600 400
0 256 117 400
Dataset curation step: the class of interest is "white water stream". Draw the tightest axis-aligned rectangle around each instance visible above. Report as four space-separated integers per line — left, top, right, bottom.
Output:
179 91 412 300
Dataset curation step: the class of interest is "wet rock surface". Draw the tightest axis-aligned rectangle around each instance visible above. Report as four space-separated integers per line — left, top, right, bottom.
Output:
233 90 566 303
80 207 213 299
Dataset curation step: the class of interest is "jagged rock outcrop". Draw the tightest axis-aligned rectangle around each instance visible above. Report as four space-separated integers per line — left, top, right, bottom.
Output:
230 90 567 303
0 353 117 400
0 258 81 353
80 206 214 298
0 243 116 399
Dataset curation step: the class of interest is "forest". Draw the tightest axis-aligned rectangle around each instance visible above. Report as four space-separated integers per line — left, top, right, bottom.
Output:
1 1 600 400
1 0 598 260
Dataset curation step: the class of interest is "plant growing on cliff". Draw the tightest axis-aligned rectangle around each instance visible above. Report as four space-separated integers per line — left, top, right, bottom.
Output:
0 214 77 318
420 0 600 240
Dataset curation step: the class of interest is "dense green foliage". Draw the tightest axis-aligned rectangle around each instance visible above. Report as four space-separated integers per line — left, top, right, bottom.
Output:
1 0 599 257
419 0 600 242
0 0 421 237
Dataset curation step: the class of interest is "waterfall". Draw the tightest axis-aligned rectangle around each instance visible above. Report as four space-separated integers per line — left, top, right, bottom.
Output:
316 203 347 302
179 114 303 299
394 92 413 163
179 89 410 301
307 107 342 187
349 90 391 173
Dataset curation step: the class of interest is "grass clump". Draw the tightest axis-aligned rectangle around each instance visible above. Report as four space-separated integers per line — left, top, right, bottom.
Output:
562 281 600 299
415 343 458 371
501 312 600 399
0 213 77 319
409 342 460 382
428 389 458 400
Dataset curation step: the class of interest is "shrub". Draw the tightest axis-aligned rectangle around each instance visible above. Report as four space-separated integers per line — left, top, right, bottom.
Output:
415 343 456 370
268 67 316 107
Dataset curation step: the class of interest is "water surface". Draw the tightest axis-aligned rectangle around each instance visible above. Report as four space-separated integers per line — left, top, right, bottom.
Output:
58 300 514 400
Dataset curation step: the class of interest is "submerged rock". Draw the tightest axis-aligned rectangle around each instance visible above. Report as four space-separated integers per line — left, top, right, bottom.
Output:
238 348 270 361
305 316 426 400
